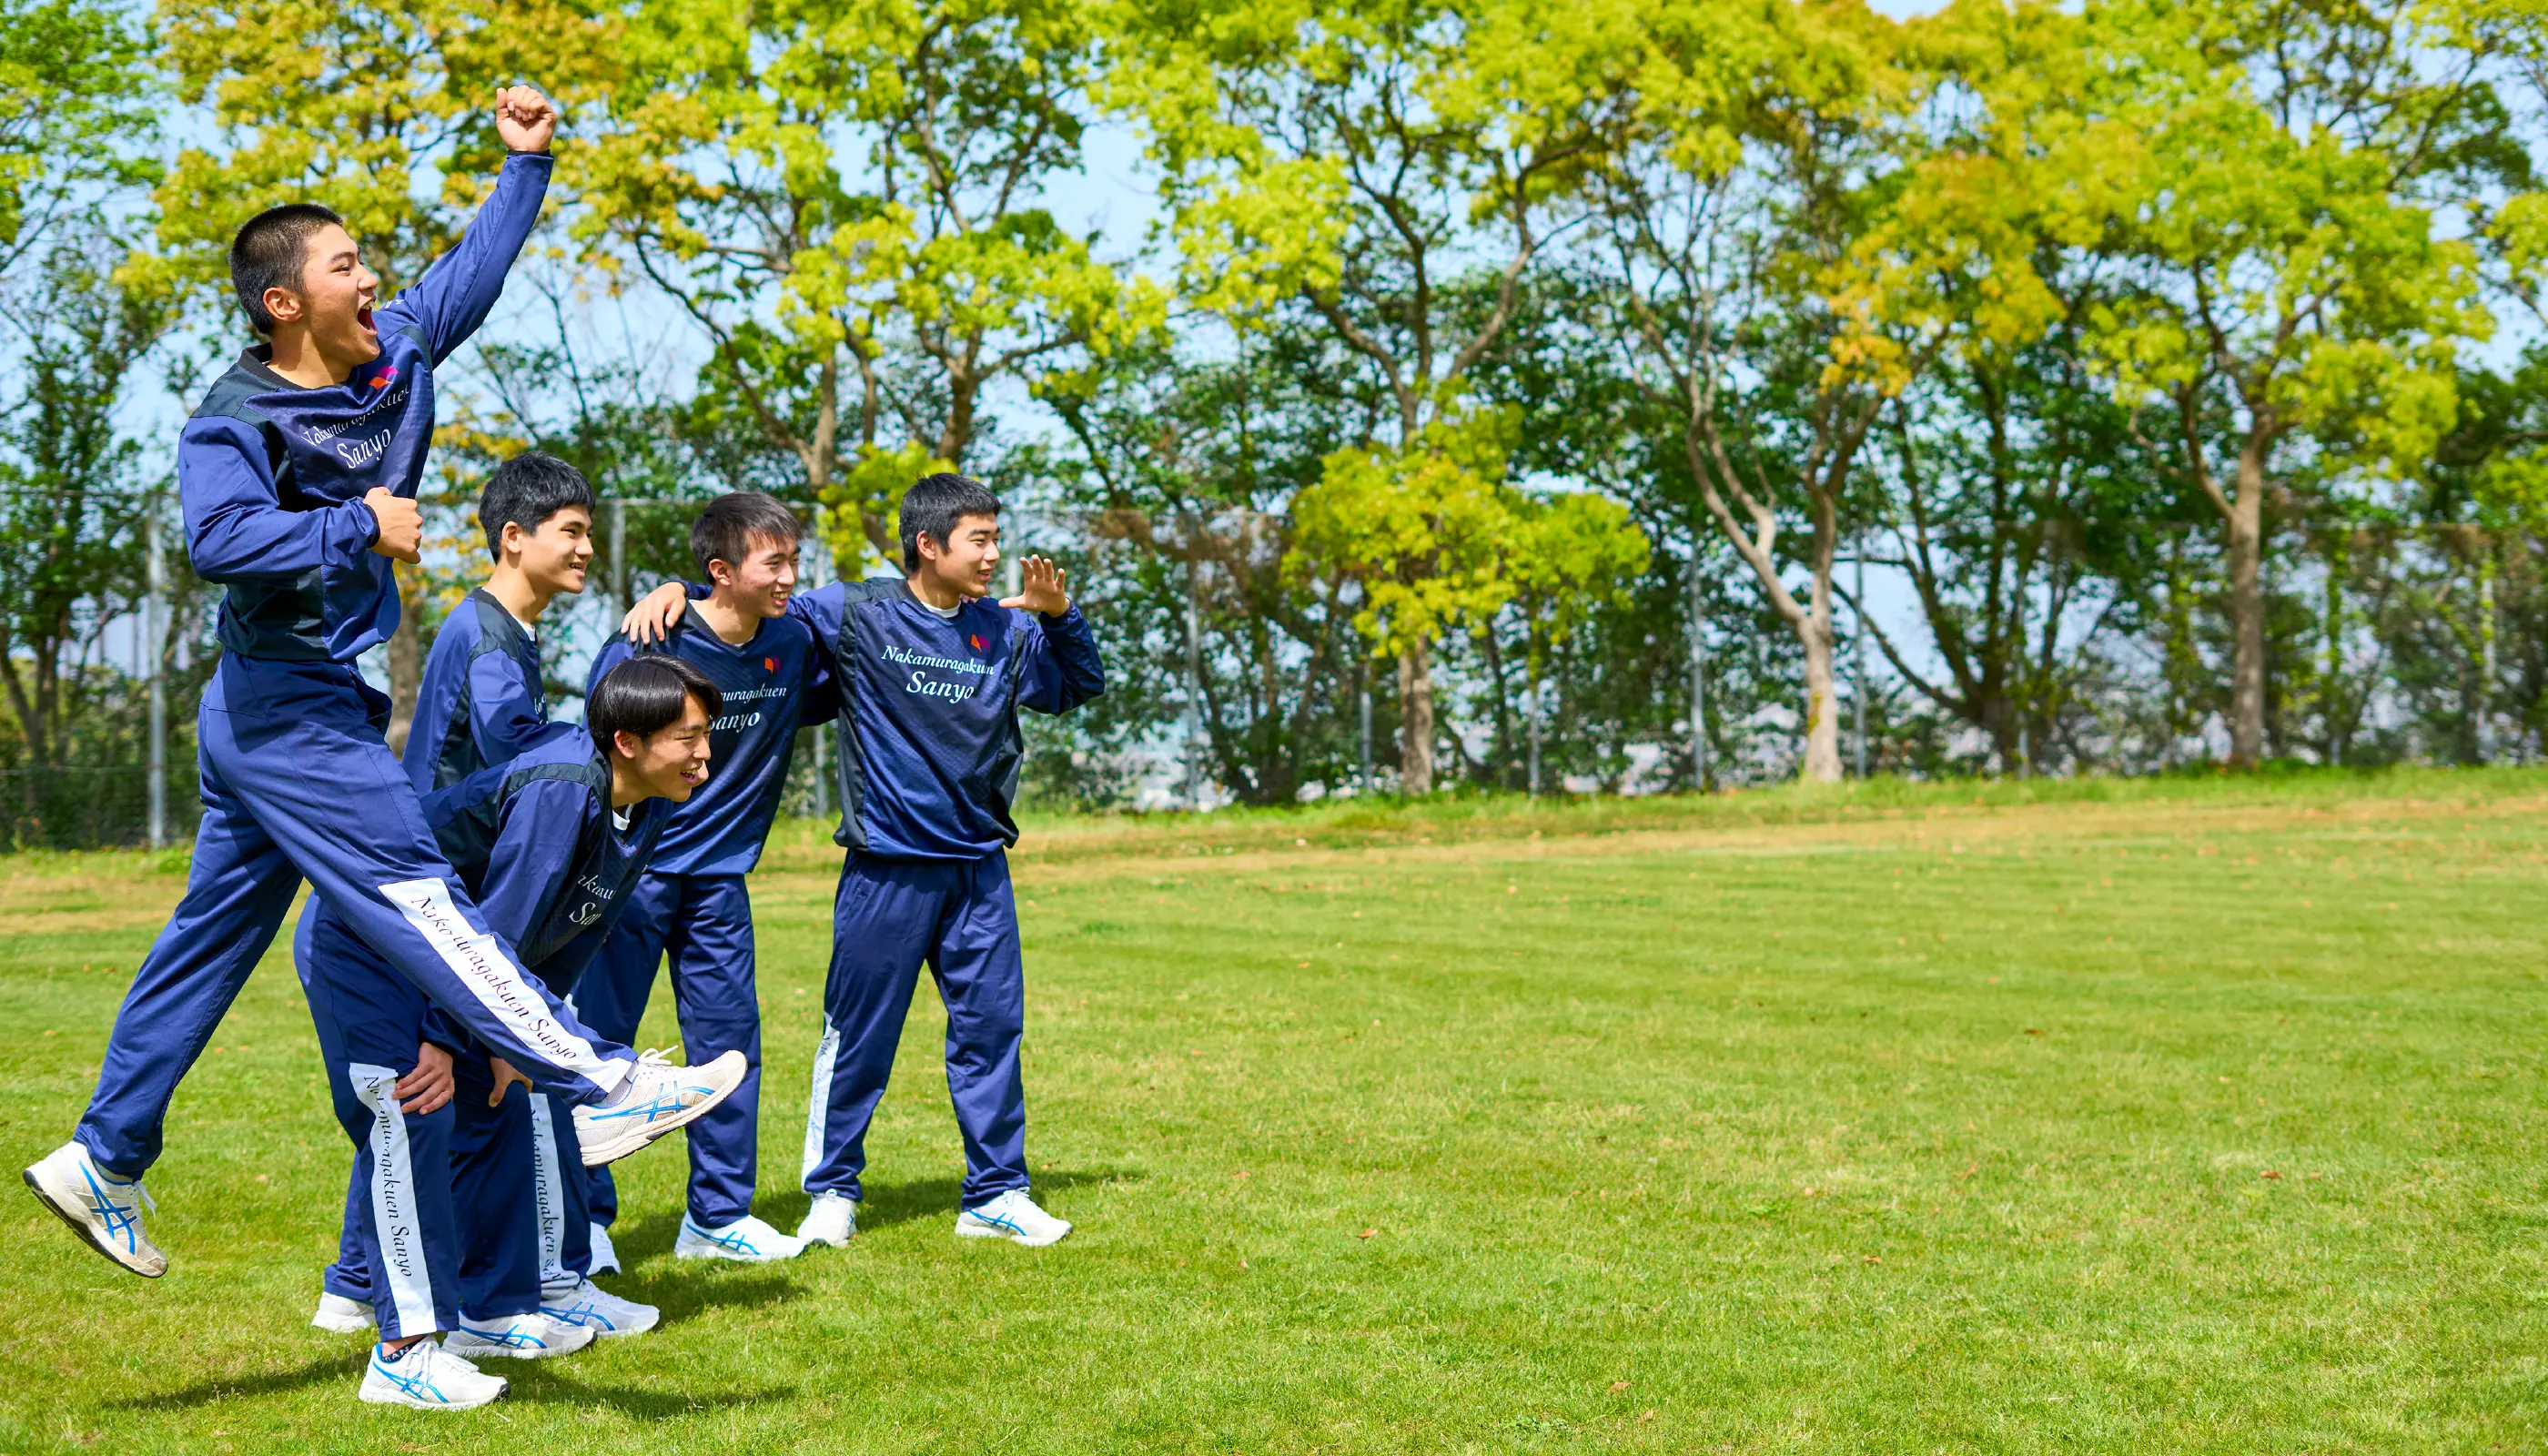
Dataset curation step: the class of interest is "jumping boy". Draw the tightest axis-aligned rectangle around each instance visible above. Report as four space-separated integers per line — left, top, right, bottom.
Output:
298 655 719 1408
408 450 595 794
625 472 1103 1248
22 86 741 1279
580 491 834 1267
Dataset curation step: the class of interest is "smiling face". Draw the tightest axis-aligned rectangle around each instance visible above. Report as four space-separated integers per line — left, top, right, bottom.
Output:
263 222 381 377
916 512 1001 601
613 693 714 804
503 506 594 601
708 532 801 620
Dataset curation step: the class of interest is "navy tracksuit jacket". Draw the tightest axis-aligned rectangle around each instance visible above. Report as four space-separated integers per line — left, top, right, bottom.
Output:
308 733 668 1333
72 151 643 1184
791 578 1104 1208
408 585 569 794
577 607 834 1230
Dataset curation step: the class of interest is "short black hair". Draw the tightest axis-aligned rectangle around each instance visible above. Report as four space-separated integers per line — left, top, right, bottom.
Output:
229 203 347 336
691 491 803 581
588 655 722 758
480 451 596 561
899 472 1002 571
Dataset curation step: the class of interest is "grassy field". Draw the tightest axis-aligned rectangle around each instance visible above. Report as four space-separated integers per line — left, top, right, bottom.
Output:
4 769 2546 1452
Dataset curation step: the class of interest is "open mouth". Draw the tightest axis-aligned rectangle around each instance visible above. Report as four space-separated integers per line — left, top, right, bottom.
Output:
356 302 376 334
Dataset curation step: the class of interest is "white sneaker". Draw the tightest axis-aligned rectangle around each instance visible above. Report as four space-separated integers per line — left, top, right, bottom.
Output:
311 1291 374 1333
675 1213 804 1262
955 1189 1072 1247
22 1140 165 1278
443 1310 597 1360
359 1339 510 1409
796 1191 857 1248
587 1220 621 1276
540 1278 659 1339
573 1049 749 1167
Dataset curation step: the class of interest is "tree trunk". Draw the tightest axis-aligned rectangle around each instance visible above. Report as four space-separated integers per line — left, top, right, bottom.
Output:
1398 636 1435 795
2225 440 2269 769
384 568 424 756
1800 606 1842 784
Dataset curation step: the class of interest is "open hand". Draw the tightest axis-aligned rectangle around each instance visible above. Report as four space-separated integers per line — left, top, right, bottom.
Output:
488 1055 531 1107
397 1043 454 1115
365 488 421 562
622 580 692 644
496 86 558 154
999 555 1070 616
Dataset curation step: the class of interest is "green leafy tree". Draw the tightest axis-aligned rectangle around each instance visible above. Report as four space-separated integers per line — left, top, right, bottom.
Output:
1112 0 1638 788
2076 0 2510 768
0 0 154 278
1595 0 1910 783
0 224 177 821
570 0 1165 575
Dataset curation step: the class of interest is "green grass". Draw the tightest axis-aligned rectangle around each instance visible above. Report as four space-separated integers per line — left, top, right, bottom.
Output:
6 770 2548 1451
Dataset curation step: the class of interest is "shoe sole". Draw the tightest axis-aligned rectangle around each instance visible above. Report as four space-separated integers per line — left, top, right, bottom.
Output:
443 1332 596 1361
574 1055 746 1168
548 1312 660 1339
359 1379 511 1409
956 1220 1071 1249
22 1165 165 1279
673 1242 803 1263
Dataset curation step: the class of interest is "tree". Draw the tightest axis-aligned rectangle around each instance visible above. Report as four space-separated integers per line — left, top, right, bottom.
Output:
2077 0 2509 767
1596 0 1909 783
1112 0 1637 788
0 0 154 278
1832 0 2171 773
148 0 613 748
571 0 1163 575
0 223 176 817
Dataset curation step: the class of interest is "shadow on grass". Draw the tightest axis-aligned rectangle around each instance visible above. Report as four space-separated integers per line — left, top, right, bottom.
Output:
112 1353 353 1410
508 1368 796 1419
602 1167 1143 1259
854 1167 1144 1233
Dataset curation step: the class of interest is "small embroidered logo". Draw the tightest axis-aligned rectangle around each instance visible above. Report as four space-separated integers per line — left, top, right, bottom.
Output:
763 656 777 673
968 633 986 652
369 366 399 389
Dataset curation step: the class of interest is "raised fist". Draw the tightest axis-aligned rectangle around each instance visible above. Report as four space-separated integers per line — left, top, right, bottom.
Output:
495 85 557 154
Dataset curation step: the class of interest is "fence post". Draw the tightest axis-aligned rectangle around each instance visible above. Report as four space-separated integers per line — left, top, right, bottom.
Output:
146 503 167 850
1853 529 1870 780
1358 673 1373 796
1687 542 1711 792
611 498 628 614
1183 551 1206 810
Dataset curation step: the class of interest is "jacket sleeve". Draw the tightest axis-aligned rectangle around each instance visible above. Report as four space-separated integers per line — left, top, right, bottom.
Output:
179 415 378 581
470 641 551 765
585 635 634 699
788 583 844 728
372 152 553 364
1016 605 1106 715
475 776 588 950
420 1006 473 1058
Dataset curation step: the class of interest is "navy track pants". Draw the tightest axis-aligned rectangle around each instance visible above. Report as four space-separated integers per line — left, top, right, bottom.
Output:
800 851 1030 1209
296 902 460 1340
577 872 763 1228
74 655 633 1178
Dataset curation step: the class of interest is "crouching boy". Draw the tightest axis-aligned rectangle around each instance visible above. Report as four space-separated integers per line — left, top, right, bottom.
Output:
295 655 723 1408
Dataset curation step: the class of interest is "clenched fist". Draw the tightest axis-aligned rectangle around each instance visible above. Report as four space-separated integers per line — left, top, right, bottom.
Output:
495 85 558 155
365 488 422 562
